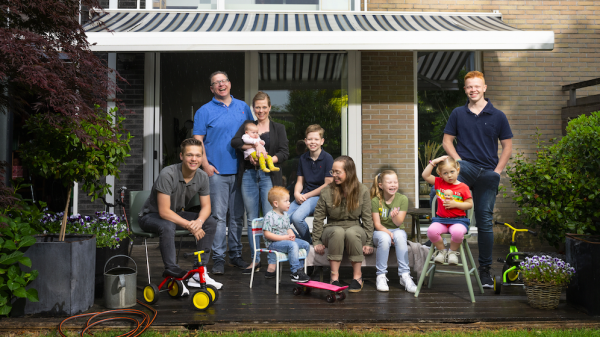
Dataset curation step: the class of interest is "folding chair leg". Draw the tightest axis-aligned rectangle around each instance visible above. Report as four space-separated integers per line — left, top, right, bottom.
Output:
275 260 280 295
415 246 435 297
144 238 151 284
465 240 484 294
428 264 436 288
249 251 258 289
460 243 476 303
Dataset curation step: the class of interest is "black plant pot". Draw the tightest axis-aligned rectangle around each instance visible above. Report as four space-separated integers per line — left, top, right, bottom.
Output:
95 237 131 298
566 234 600 316
22 234 96 316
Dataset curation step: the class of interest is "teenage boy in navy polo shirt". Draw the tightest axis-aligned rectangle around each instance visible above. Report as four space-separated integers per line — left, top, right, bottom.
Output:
193 71 254 275
286 124 334 245
442 70 513 289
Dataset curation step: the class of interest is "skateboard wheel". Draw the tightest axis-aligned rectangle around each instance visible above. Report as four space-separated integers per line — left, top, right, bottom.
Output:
326 294 336 303
293 287 303 296
494 276 502 294
337 292 346 301
167 279 184 298
143 284 159 304
206 284 219 303
192 289 213 310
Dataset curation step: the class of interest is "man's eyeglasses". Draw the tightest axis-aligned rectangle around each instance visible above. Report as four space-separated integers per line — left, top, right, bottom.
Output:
329 170 343 176
211 79 230 86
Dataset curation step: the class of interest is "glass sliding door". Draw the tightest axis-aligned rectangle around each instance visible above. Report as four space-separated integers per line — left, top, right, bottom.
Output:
258 52 347 192
160 52 245 168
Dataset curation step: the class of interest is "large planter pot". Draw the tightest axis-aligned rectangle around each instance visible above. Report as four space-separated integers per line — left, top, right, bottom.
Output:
95 237 131 298
22 234 96 316
566 234 600 316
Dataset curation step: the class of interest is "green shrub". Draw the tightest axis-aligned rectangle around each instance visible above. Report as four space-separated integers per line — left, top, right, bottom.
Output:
506 111 600 248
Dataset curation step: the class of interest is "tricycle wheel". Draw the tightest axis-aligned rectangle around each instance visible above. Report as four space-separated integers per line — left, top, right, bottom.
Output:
502 264 519 283
206 284 219 303
192 290 213 310
293 287 303 296
143 284 160 304
494 276 502 294
326 294 336 303
167 279 184 298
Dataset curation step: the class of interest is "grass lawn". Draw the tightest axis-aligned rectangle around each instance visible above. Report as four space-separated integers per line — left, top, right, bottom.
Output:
15 328 600 337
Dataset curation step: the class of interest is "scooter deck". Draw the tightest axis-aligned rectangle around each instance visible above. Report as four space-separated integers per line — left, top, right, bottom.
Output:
299 280 348 292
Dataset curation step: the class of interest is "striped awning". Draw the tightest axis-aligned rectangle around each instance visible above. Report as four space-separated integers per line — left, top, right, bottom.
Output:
259 53 347 82
85 10 555 51
418 51 470 82
85 12 520 32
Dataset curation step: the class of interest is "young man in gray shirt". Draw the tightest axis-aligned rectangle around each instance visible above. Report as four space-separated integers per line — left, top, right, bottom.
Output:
139 138 222 289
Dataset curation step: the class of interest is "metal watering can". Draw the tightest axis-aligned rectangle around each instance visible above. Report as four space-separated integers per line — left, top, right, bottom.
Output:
104 255 137 309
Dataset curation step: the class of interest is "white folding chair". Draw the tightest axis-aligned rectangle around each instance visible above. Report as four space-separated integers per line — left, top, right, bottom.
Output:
249 218 307 294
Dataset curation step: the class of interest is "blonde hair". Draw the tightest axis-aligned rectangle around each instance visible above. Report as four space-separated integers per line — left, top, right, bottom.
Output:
331 156 360 212
268 186 289 206
305 124 325 138
370 170 398 209
436 157 461 176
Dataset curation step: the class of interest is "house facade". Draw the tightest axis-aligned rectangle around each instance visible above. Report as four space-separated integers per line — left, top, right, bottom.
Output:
68 0 598 242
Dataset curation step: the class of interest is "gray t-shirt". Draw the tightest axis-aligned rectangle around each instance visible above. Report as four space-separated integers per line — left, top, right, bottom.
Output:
139 163 210 217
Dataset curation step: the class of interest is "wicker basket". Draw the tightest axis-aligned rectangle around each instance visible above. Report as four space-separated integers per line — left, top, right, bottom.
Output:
525 280 562 309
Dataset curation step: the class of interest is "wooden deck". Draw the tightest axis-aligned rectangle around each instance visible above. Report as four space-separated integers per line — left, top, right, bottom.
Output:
121 238 592 327
3 237 599 332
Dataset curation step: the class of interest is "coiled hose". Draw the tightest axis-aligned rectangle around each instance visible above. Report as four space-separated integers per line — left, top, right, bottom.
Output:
58 300 157 336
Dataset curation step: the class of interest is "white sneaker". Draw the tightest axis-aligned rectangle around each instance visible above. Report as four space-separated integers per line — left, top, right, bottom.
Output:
400 273 417 293
447 250 460 265
376 274 389 292
433 249 447 264
188 270 223 290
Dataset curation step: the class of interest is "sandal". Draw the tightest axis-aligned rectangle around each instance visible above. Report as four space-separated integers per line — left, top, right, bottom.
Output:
348 277 363 293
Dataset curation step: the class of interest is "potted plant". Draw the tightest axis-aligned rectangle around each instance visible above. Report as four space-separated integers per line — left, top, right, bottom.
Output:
40 211 130 297
18 108 131 316
520 255 575 309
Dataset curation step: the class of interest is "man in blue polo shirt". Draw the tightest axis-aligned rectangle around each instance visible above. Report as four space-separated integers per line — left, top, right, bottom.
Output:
193 71 254 275
442 71 513 289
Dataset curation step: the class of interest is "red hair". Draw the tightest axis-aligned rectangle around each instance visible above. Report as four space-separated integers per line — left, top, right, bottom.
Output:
464 71 485 83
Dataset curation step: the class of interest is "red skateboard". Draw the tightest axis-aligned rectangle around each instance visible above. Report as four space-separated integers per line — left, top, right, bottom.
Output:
292 280 348 303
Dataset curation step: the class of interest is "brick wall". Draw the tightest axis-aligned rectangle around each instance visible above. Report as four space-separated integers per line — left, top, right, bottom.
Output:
362 51 416 216
78 53 145 216
362 1 600 234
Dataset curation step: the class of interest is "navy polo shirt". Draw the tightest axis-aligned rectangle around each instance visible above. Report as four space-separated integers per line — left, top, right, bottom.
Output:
444 99 513 170
193 96 253 174
297 149 334 194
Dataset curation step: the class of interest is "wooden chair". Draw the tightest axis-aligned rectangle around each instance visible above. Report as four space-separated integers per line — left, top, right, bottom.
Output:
129 190 191 284
249 218 307 295
414 195 484 302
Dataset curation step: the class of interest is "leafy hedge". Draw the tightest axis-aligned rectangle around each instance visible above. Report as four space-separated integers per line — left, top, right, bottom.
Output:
506 111 600 248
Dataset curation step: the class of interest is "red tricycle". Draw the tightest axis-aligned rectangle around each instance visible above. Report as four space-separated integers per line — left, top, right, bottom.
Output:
143 250 219 310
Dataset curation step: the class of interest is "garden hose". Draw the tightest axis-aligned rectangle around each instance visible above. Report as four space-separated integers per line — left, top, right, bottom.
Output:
58 299 157 337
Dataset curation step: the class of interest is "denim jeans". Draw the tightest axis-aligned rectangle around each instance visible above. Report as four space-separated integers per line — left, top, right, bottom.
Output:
431 160 501 267
373 229 410 276
139 211 217 270
209 173 245 264
241 168 276 265
287 196 319 244
268 238 310 273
